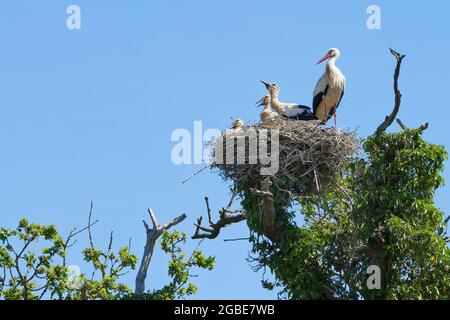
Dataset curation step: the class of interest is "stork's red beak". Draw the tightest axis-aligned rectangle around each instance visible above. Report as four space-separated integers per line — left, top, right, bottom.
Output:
316 52 332 65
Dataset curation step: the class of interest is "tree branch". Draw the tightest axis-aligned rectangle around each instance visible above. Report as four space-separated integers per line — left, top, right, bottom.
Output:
192 191 246 240
249 177 284 243
396 118 429 132
87 200 96 248
135 209 187 294
375 48 406 135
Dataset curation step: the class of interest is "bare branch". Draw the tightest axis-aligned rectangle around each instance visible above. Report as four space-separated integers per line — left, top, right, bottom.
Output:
397 118 429 132
192 191 246 240
205 197 213 224
163 213 188 231
135 209 187 294
396 118 408 131
418 122 429 131
60 203 99 268
107 231 114 254
182 164 211 184
87 201 97 248
224 237 250 242
375 48 406 135
148 209 160 230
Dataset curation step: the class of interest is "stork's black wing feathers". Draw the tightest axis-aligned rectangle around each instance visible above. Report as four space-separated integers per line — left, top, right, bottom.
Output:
283 111 317 121
326 90 345 120
295 104 311 110
336 90 345 110
312 84 329 115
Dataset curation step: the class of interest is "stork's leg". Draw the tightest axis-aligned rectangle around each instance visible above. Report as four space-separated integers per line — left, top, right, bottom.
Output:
334 113 337 129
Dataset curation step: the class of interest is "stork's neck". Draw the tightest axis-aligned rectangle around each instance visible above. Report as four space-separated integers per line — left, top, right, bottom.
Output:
326 58 342 85
262 104 271 112
269 91 279 101
268 92 283 113
326 57 337 73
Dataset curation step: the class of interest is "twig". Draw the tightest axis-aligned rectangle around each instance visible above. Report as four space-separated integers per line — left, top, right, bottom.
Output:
182 165 211 184
224 237 250 242
396 118 408 131
313 168 320 192
375 48 406 135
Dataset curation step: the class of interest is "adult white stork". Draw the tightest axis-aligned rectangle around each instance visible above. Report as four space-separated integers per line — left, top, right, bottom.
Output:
255 95 279 122
313 48 346 127
261 81 315 120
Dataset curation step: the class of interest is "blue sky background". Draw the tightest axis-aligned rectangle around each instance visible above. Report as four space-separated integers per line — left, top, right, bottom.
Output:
0 1 449 299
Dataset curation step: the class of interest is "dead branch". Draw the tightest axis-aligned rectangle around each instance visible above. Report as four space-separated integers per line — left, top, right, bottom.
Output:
135 209 187 294
192 191 246 240
396 118 429 132
182 164 211 184
87 201 95 248
396 118 408 131
224 237 250 242
375 48 406 135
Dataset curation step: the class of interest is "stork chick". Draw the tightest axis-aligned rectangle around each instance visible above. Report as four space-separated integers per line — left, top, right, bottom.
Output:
231 118 244 131
255 95 279 122
261 81 315 120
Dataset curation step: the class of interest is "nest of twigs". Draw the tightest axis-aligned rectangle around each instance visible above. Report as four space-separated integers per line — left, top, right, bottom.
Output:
210 118 359 197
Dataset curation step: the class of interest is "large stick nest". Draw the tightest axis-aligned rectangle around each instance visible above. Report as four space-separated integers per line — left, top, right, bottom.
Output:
210 118 360 197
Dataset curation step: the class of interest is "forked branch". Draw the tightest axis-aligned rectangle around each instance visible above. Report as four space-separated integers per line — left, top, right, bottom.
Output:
135 209 187 294
375 48 406 135
192 191 246 240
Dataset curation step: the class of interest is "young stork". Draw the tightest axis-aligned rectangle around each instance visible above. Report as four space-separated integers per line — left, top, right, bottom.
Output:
255 95 279 122
313 48 346 127
261 81 315 120
230 118 244 131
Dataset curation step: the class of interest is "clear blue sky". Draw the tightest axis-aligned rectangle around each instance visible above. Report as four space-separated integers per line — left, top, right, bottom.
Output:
0 1 449 299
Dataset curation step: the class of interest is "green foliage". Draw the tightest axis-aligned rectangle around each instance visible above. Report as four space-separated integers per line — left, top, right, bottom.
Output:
0 219 67 300
0 219 213 300
0 219 136 300
124 231 215 300
240 128 450 299
77 242 137 300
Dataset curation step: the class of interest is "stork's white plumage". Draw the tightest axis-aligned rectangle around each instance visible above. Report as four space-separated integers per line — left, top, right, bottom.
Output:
231 118 244 131
255 95 279 122
261 81 314 120
313 48 346 127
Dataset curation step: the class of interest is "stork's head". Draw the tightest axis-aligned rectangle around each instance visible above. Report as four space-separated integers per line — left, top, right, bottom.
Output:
260 81 280 95
255 95 271 107
231 118 244 130
316 48 341 65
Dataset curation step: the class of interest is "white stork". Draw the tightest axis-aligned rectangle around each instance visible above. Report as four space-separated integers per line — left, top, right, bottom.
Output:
313 48 346 127
261 81 315 120
230 118 244 131
255 95 279 122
